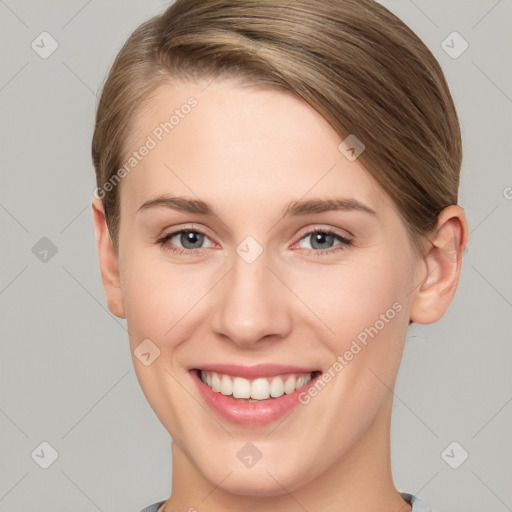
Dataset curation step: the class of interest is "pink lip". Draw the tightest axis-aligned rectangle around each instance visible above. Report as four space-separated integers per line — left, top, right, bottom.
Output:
189 366 320 427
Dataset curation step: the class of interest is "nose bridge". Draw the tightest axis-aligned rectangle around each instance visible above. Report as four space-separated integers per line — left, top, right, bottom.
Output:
210 241 292 346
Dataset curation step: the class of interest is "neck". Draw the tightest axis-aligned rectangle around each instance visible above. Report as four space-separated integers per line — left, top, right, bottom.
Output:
163 395 411 512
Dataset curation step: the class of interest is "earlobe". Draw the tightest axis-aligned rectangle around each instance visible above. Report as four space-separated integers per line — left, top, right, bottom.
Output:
410 205 468 324
91 198 126 319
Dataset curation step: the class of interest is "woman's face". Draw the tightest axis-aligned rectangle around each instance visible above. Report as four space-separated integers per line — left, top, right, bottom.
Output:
111 78 422 494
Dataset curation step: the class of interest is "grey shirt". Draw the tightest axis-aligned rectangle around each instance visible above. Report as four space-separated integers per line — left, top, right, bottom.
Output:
140 492 434 512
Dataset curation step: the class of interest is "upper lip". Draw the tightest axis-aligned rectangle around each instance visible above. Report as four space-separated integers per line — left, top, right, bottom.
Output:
189 363 318 379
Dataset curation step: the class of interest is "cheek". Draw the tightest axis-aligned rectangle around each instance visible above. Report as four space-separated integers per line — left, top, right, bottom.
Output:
119 245 223 363
118 248 207 432
330 246 413 386
123 268 191 348
283 250 412 455
293 248 411 345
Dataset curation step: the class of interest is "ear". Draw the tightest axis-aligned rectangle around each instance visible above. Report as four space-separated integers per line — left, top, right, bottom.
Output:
409 205 468 324
91 198 126 319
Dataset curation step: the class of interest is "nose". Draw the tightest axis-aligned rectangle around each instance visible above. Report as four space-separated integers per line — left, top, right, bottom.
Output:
210 249 293 348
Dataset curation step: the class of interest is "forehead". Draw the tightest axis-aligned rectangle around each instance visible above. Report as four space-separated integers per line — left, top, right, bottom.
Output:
119 79 393 218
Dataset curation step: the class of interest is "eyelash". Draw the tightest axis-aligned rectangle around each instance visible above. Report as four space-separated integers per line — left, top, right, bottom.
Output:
156 227 352 257
299 228 353 257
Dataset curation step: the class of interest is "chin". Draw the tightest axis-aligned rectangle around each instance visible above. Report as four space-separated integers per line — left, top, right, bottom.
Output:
197 450 317 497
214 469 307 498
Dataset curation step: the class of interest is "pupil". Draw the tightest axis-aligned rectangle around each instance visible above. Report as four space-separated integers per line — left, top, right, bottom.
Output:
182 231 203 249
312 232 332 249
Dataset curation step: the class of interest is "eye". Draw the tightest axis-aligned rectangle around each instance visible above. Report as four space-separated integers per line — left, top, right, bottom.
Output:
294 228 352 256
156 228 215 256
156 226 352 257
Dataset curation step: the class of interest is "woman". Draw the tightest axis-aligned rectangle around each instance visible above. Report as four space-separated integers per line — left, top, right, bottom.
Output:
91 1 468 510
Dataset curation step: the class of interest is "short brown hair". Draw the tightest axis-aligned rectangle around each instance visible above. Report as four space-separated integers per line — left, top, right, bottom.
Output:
92 0 462 254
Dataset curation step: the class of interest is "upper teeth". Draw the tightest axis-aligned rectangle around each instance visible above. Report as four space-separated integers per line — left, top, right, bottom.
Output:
200 371 313 400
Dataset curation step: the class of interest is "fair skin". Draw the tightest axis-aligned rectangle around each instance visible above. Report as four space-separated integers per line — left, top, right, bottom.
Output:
92 78 468 512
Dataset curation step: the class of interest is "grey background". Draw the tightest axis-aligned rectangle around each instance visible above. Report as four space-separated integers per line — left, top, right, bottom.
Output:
0 0 511 511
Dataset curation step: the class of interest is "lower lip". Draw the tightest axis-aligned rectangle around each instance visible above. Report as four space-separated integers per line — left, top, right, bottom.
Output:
191 370 318 426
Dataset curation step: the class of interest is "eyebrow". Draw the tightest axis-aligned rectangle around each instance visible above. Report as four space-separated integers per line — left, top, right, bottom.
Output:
136 195 377 218
281 197 377 217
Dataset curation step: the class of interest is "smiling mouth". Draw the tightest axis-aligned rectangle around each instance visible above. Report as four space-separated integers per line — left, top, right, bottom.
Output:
194 369 320 401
